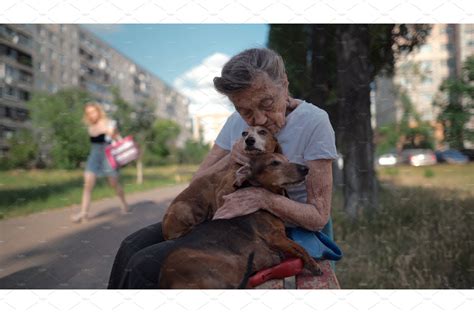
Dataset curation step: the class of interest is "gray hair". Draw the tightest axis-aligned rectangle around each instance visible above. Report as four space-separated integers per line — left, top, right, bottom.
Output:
213 48 287 95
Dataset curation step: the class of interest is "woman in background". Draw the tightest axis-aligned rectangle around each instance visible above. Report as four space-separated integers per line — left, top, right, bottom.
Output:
71 102 129 223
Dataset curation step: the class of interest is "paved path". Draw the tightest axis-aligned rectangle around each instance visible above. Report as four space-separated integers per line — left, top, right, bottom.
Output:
0 183 188 289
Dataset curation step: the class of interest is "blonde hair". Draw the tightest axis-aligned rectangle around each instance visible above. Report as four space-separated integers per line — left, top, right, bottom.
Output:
83 102 108 126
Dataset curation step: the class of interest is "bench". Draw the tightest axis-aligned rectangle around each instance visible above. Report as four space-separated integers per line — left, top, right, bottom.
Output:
253 260 340 289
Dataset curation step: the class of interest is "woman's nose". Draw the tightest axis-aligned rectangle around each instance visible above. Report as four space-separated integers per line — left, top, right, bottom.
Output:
252 110 267 125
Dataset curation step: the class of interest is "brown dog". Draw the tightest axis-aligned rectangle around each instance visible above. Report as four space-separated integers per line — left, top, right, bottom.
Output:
162 126 281 240
158 153 322 289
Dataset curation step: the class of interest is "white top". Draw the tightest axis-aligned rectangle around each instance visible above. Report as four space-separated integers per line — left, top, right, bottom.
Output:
215 100 338 203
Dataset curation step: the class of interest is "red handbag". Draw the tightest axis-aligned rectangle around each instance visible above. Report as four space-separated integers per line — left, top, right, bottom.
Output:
105 135 140 169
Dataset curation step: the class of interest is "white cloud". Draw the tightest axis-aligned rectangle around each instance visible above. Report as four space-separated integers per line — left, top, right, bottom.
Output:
173 52 235 116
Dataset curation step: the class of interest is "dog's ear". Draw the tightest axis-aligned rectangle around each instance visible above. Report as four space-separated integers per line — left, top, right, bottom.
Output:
233 164 252 187
274 142 283 154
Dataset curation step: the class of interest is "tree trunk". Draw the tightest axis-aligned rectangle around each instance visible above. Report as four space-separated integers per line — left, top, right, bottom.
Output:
136 158 143 184
310 24 330 108
310 25 342 189
335 24 377 218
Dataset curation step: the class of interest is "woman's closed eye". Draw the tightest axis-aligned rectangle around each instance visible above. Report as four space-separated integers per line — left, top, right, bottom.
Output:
260 99 274 110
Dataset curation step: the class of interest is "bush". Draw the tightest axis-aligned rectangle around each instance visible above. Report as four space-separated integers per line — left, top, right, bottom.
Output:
424 168 435 178
177 139 210 164
3 129 38 169
26 89 91 169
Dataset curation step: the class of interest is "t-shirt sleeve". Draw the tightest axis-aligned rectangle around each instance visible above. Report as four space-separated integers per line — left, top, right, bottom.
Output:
214 114 235 151
303 111 338 160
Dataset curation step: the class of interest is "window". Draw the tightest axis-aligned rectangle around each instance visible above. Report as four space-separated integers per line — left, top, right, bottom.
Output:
6 85 16 98
420 44 432 53
15 108 28 121
18 89 30 101
443 43 455 52
19 70 33 83
5 106 12 118
420 61 432 73
422 76 433 85
5 64 19 80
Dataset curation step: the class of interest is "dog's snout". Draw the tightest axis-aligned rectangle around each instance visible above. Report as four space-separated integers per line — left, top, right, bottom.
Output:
245 136 256 146
298 164 309 176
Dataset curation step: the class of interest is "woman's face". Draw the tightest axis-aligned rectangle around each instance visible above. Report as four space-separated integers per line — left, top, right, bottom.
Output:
229 74 289 134
85 106 100 124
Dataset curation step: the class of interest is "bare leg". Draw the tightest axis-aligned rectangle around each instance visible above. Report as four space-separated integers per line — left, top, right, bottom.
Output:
107 176 129 213
72 171 96 223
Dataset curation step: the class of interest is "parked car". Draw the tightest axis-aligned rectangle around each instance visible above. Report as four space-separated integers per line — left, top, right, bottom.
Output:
377 153 398 166
435 149 469 164
400 149 437 166
460 149 474 162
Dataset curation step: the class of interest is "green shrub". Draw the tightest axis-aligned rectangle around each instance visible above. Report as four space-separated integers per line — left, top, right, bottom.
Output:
4 129 38 169
424 168 435 178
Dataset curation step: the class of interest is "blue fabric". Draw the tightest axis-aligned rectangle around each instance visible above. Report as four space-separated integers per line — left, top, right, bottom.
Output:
287 224 343 261
85 143 119 177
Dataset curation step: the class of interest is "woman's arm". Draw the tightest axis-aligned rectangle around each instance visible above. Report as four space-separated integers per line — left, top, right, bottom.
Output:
266 159 333 231
213 159 333 231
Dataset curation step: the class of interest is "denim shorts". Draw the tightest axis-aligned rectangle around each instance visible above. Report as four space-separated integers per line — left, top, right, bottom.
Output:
85 143 119 177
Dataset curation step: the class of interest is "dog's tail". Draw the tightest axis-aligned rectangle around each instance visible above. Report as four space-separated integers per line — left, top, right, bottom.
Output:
237 252 255 289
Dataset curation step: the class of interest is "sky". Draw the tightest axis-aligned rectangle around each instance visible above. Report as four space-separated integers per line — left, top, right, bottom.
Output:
83 24 269 115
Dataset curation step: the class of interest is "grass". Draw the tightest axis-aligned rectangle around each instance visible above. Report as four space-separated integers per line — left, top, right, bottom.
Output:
333 163 474 288
1 162 472 288
0 164 198 219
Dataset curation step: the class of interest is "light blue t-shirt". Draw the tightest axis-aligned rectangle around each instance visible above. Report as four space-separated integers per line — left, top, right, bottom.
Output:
215 100 338 204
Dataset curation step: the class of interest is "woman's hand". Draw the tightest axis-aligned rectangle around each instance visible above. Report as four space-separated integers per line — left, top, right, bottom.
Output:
230 138 250 165
213 187 273 220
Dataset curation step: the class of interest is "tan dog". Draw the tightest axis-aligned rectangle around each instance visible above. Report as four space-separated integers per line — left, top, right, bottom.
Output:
158 153 322 288
162 126 281 240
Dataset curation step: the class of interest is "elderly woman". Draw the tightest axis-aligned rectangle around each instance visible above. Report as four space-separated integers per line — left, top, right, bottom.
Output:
108 48 337 288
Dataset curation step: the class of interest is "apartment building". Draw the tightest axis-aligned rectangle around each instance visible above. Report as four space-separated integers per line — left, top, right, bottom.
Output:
0 24 191 155
374 24 474 147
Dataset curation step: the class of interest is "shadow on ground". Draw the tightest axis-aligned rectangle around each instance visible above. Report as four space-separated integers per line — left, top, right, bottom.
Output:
0 200 169 289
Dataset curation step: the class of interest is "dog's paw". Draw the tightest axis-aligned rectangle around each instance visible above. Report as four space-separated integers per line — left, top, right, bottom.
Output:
307 261 323 276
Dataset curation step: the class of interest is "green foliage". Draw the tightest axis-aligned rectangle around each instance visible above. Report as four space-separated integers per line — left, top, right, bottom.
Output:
376 123 400 155
268 24 431 101
383 167 399 177
2 129 38 169
144 119 181 165
376 90 435 155
110 87 135 135
268 25 312 98
177 139 211 164
424 168 435 178
436 56 474 149
26 88 91 169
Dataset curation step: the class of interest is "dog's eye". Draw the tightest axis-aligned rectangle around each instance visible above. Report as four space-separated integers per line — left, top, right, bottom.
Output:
257 129 267 136
242 131 248 137
270 160 281 166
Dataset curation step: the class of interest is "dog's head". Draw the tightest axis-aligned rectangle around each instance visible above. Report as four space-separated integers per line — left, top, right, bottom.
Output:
233 153 309 193
240 126 282 155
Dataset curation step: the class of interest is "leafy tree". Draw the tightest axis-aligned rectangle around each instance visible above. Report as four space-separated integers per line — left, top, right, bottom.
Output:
111 88 157 183
269 24 431 218
2 129 38 169
177 139 210 164
435 56 474 150
26 88 91 169
144 119 181 165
